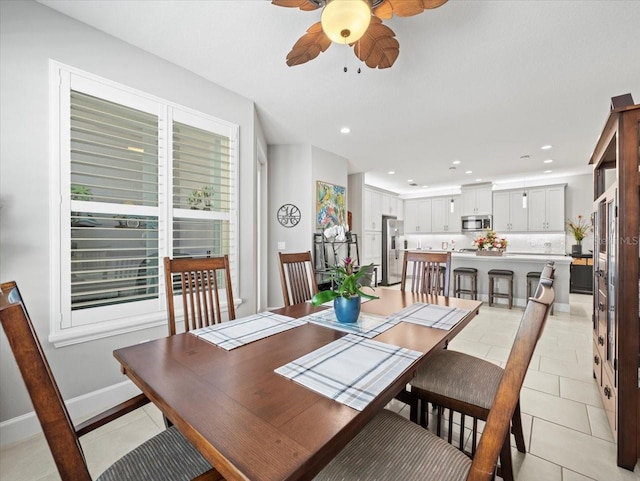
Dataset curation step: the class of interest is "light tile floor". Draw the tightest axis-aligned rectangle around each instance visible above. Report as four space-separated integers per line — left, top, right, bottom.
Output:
1 293 639 480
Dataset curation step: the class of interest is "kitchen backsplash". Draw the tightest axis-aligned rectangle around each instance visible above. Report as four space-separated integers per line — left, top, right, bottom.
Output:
403 232 567 254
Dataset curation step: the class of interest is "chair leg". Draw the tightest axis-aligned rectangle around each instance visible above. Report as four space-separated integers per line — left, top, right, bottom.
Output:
409 394 419 424
489 277 493 307
498 432 515 481
512 400 526 453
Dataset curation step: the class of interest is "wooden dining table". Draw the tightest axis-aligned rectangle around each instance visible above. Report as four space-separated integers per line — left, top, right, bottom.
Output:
113 288 482 481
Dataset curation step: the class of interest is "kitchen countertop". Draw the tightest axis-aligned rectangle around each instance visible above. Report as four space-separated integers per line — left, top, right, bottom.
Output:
406 250 571 262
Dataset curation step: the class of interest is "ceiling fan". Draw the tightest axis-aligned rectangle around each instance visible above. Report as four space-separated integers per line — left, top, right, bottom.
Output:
272 0 448 69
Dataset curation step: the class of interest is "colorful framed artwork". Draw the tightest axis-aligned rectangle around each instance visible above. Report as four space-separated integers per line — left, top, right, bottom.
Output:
316 181 346 229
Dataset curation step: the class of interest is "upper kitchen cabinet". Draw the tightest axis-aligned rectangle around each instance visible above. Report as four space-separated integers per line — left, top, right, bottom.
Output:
460 184 493 215
364 188 382 231
527 185 566 231
364 187 401 232
404 198 432 233
431 196 461 233
493 190 528 232
381 193 400 217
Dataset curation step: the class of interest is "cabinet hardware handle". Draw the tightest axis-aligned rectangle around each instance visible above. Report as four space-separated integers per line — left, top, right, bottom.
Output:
598 335 605 346
594 355 599 365
598 302 604 311
604 386 612 399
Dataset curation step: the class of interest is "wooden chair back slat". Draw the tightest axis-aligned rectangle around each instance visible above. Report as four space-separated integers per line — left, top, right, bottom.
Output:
466 282 555 481
164 256 236 336
278 251 318 306
401 251 451 296
0 281 92 481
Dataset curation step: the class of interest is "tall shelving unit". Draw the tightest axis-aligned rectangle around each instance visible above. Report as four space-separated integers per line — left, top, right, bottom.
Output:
590 98 639 469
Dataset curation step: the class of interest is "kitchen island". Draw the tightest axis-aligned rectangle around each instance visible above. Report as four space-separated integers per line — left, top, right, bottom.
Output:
406 250 571 312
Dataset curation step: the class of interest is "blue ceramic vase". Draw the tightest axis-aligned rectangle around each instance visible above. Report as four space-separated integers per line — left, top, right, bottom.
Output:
334 296 361 323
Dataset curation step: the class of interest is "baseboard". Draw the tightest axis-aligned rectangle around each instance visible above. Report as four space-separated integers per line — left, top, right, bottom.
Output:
0 379 142 448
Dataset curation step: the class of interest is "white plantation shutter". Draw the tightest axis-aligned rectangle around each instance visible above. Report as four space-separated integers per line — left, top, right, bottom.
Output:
170 115 238 291
69 91 160 314
54 65 239 340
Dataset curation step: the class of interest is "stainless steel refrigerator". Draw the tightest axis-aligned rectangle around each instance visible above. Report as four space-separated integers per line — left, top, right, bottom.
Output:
381 216 404 286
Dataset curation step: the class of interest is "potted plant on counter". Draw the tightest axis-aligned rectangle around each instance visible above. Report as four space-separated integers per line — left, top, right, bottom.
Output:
566 214 592 255
311 257 378 323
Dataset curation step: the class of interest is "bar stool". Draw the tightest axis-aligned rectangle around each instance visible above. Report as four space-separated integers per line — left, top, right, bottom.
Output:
527 271 554 314
453 267 478 300
488 269 514 308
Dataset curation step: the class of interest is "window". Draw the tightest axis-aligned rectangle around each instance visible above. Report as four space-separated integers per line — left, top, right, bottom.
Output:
51 64 238 346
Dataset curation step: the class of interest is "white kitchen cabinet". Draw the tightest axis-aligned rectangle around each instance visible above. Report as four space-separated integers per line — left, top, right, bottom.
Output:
404 198 432 233
363 232 382 266
493 190 528 232
527 185 566 231
431 196 461 233
364 188 382 231
460 185 492 215
381 193 399 216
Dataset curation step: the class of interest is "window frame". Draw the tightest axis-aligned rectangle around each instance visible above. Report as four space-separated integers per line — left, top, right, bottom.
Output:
49 61 239 347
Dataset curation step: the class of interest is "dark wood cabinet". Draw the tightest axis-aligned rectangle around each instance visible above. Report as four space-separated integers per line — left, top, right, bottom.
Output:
590 98 639 469
570 256 593 294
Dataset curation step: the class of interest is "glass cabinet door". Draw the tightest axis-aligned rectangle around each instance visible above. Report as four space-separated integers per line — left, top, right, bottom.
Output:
606 195 616 373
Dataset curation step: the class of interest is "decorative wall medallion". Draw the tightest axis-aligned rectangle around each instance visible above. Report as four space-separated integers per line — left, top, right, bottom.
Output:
277 204 301 228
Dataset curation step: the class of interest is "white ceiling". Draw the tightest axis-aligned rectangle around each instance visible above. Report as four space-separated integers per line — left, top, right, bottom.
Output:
38 0 640 195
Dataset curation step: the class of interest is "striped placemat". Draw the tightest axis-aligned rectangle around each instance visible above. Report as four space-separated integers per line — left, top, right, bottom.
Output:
190 312 305 350
387 302 470 331
275 334 422 411
300 308 399 338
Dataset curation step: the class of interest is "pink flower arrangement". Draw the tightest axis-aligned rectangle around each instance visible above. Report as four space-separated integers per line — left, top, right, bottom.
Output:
473 229 508 251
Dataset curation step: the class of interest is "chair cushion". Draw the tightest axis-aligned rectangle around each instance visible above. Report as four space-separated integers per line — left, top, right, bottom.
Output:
488 269 514 276
96 426 212 481
454 267 478 274
314 409 471 481
411 349 503 410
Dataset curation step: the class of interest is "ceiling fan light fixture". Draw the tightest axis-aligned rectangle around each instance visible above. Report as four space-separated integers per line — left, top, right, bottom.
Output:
321 0 371 44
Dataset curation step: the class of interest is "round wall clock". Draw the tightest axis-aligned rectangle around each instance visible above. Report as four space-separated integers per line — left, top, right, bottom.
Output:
277 204 301 228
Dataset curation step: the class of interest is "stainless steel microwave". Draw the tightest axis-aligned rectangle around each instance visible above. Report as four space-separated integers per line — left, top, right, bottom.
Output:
461 215 492 232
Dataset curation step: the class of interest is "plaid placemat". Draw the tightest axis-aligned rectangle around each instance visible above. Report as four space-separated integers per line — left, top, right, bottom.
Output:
275 334 422 411
388 302 470 331
190 312 305 350
300 309 399 338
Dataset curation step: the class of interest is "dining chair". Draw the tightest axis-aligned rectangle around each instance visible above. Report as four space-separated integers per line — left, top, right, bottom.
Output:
0 281 221 481
407 262 555 481
278 251 318 306
401 250 451 296
164 256 236 336
314 281 555 481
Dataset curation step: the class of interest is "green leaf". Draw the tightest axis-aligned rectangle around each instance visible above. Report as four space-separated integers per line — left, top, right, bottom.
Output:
311 290 339 306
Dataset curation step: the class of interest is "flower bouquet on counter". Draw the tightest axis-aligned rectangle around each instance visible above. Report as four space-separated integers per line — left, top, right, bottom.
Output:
473 229 508 256
566 214 592 243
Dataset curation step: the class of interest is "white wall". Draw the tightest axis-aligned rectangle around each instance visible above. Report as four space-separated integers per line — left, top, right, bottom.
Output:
0 0 260 423
267 145 349 307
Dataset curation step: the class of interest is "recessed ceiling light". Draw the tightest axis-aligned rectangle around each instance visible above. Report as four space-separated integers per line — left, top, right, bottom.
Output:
388 170 395 175
475 178 482 182
422 185 429 188
541 145 552 150
544 159 554 163
465 170 472 174
340 127 351 134
452 160 461 165
544 170 553 173
408 179 414 182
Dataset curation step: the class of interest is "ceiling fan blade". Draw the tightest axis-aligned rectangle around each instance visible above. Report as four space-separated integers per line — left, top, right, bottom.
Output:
272 0 321 11
286 22 331 67
374 0 447 18
353 17 399 69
